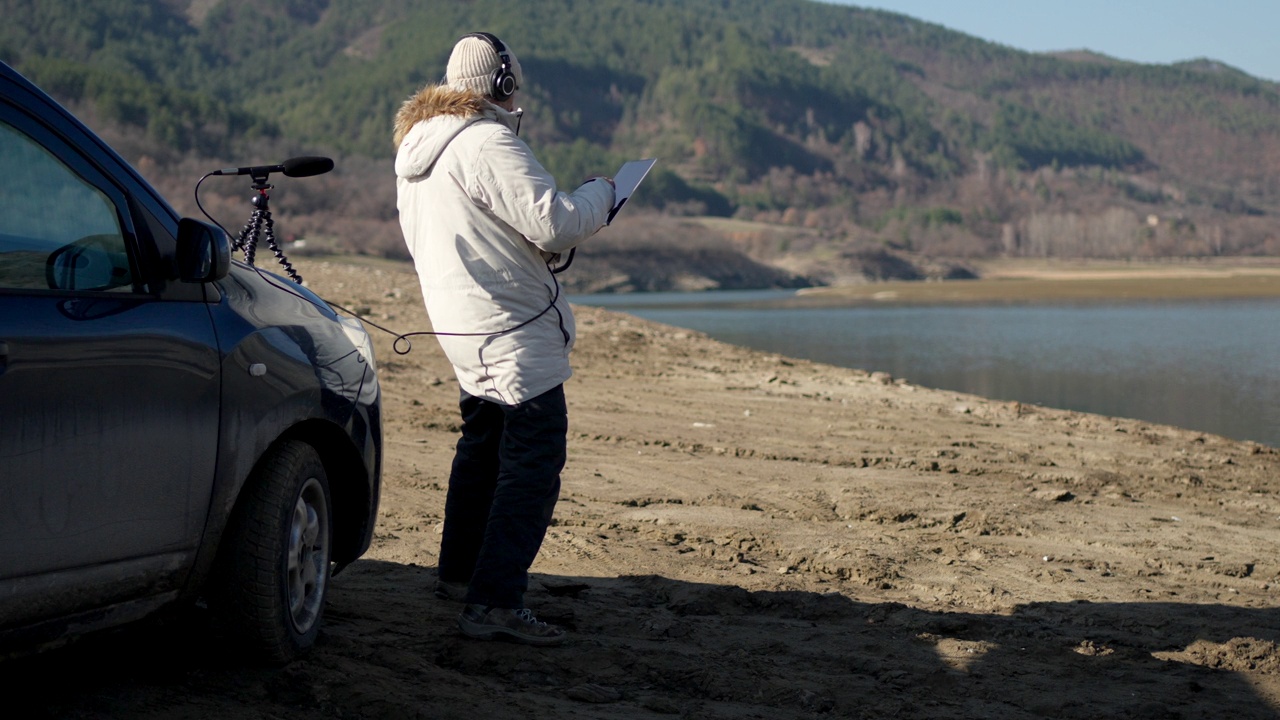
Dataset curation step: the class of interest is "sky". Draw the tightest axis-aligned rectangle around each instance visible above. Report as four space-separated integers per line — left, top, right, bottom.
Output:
826 1 1279 83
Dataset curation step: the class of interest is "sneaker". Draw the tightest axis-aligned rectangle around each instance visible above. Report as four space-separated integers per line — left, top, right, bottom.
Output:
433 579 469 602
457 604 566 647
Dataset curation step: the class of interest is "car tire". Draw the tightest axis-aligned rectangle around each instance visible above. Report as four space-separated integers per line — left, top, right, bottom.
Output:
214 440 332 664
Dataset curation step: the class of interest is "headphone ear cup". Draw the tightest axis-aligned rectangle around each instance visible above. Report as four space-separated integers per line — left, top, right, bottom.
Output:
492 67 515 102
492 69 506 101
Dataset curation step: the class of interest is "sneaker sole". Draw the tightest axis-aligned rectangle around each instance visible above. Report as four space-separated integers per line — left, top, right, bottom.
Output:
457 616 566 647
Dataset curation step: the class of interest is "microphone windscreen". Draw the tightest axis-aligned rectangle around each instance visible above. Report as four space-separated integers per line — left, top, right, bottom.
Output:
282 156 334 178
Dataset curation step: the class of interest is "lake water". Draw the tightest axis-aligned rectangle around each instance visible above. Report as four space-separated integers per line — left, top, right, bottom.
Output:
570 290 1280 448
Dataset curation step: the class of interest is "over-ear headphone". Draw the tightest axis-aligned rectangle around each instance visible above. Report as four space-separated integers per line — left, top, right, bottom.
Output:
464 31 518 102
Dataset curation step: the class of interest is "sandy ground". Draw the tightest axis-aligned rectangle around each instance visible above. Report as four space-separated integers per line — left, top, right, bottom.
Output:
8 259 1280 719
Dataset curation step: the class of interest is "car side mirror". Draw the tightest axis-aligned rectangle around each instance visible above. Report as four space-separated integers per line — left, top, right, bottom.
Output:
176 218 230 283
45 234 133 291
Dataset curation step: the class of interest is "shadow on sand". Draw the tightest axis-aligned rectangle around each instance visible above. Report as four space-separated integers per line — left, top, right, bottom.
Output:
3 559 1277 719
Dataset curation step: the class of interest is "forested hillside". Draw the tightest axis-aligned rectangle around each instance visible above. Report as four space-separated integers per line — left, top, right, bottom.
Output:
2 0 1277 287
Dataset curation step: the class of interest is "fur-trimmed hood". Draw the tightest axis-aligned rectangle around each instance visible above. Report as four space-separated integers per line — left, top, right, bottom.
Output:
393 84 487 146
392 84 520 180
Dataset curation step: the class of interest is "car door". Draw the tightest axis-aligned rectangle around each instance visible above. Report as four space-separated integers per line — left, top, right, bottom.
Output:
0 96 220 623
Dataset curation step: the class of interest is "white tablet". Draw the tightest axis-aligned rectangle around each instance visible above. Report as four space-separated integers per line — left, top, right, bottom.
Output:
607 158 657 224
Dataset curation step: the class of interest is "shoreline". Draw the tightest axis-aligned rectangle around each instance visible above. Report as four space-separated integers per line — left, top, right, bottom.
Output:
317 254 1279 447
565 267 1279 449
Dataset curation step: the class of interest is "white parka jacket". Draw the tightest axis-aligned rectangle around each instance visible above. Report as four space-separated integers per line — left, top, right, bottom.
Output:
394 86 614 405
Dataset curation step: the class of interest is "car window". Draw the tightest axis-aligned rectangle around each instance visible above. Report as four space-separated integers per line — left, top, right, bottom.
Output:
0 119 133 292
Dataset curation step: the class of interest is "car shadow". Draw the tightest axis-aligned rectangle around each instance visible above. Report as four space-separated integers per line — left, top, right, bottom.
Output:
2 560 1277 718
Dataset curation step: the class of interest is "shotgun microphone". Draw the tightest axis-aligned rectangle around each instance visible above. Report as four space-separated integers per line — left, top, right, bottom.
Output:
211 156 334 178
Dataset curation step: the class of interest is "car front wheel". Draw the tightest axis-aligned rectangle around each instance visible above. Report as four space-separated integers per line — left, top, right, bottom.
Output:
214 439 332 663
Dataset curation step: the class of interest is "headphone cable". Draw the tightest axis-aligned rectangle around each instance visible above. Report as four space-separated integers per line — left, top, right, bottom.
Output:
329 267 566 356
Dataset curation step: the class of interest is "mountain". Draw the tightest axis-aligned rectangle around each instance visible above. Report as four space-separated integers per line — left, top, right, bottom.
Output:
2 0 1277 288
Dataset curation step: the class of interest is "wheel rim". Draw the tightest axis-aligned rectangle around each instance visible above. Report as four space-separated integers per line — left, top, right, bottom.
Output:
287 476 330 634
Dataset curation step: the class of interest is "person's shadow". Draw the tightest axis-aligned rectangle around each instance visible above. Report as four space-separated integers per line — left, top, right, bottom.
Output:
3 560 1277 719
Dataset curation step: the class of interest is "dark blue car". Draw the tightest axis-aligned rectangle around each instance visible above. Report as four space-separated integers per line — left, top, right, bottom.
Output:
0 61 382 663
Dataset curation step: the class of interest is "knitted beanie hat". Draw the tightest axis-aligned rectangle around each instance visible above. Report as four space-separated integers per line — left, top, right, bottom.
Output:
446 34 524 98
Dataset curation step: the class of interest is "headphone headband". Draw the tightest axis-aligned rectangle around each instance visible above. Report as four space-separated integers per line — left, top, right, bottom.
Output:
468 31 506 54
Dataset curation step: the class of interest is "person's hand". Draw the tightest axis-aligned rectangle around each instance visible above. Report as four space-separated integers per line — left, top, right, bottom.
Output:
584 176 615 188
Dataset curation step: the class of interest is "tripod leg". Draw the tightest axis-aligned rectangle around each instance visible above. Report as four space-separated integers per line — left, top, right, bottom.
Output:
234 213 257 254
261 209 302 284
244 210 264 267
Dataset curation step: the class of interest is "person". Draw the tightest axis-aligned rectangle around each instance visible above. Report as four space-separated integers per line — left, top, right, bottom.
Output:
392 32 615 646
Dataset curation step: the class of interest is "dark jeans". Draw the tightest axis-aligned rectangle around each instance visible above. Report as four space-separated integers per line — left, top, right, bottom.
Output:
437 384 567 609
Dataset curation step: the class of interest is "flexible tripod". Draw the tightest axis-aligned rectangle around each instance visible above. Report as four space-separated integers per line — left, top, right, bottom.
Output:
232 172 303 284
